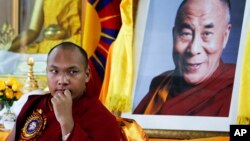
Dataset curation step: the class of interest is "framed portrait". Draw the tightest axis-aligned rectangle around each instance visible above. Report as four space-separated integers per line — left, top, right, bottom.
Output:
122 0 250 139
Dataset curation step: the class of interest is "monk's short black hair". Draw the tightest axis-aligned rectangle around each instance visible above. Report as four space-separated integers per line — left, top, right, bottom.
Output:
47 42 88 69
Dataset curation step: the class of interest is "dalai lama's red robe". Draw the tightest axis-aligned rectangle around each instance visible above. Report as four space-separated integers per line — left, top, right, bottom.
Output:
15 93 121 141
134 61 235 117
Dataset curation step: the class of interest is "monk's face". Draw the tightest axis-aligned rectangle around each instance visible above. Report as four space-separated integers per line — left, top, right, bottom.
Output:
46 48 90 100
172 0 231 84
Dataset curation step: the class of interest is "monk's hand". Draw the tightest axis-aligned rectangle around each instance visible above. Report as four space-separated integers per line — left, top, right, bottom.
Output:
51 89 74 135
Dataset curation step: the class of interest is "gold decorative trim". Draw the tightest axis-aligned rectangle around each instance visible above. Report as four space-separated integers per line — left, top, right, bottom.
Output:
145 129 229 139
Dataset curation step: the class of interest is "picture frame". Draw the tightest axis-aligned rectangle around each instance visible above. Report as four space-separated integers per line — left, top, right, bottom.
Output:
122 0 250 139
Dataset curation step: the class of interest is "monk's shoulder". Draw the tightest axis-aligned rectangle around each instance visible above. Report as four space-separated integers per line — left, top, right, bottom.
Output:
222 63 236 75
149 70 174 90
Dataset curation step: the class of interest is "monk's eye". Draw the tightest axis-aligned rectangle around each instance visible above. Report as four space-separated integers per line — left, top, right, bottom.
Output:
49 69 58 74
202 31 213 41
178 28 193 41
68 69 80 76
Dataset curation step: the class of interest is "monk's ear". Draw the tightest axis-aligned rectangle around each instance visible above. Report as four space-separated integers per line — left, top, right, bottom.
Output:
223 23 232 49
84 66 91 83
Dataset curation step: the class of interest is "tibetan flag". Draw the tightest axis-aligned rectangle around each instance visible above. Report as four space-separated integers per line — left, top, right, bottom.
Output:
99 0 134 113
237 22 250 124
82 0 122 97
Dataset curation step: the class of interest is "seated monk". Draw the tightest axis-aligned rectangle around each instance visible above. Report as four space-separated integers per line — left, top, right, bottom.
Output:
7 42 121 140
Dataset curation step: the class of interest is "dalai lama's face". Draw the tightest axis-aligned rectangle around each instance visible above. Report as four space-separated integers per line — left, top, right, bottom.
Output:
172 0 231 85
46 47 90 100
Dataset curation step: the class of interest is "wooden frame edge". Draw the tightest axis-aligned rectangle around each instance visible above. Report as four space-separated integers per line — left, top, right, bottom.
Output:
145 129 229 139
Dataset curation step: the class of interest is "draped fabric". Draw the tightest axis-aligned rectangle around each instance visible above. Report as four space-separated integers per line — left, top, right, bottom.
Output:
82 0 122 97
99 0 134 113
117 117 148 141
25 0 82 53
43 0 81 36
237 22 250 124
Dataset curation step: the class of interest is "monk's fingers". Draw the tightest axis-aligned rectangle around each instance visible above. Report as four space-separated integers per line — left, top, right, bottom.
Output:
64 89 72 98
51 94 63 102
51 96 58 103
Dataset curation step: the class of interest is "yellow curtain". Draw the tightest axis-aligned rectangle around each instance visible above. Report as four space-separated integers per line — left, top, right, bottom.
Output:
100 0 133 113
237 22 250 124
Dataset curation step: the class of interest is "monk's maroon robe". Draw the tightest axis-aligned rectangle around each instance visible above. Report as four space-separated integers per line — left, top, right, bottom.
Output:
15 93 121 141
134 61 235 117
